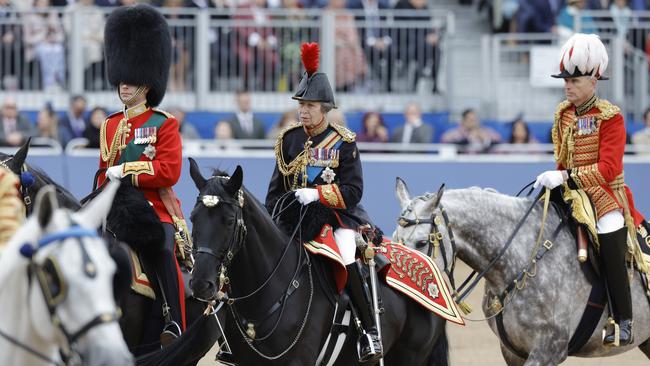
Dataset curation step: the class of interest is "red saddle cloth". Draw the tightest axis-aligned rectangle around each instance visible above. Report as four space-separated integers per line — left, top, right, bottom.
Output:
303 225 465 325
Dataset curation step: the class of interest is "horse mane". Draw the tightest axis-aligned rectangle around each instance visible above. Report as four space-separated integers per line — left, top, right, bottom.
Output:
28 166 82 210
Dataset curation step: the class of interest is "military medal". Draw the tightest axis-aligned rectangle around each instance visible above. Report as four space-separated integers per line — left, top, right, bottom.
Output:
577 116 596 135
143 144 156 160
321 167 336 184
134 126 158 144
309 147 340 168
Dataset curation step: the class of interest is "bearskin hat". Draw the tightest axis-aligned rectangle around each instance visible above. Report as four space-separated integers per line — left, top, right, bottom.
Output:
292 43 336 107
552 33 609 80
104 4 172 106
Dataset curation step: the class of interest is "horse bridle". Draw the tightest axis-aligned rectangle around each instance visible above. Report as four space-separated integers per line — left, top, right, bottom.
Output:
194 187 248 302
396 192 545 311
0 223 121 366
398 204 461 293
0 157 35 214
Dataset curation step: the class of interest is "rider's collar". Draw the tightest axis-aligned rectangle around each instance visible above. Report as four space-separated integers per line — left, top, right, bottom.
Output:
303 118 328 137
575 94 597 116
124 101 149 119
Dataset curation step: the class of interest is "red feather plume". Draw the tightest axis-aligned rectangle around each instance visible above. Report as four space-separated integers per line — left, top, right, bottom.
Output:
301 42 319 75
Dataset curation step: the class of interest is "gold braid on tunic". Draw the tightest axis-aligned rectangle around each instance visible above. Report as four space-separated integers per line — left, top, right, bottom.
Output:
100 116 130 167
274 122 311 189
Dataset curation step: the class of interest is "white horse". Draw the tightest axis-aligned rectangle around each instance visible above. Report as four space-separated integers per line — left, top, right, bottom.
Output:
0 181 133 365
393 178 650 366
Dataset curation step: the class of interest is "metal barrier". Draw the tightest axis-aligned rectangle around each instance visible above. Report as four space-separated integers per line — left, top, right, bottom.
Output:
0 7 452 98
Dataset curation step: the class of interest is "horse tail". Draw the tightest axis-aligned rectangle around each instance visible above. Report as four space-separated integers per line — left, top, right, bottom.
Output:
427 323 449 366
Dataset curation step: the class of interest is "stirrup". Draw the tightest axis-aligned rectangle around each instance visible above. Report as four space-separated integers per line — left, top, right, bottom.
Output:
357 331 383 363
160 321 181 348
603 318 633 347
216 349 238 366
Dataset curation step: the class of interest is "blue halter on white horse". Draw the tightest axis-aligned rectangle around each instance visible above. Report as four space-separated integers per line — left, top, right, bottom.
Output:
393 178 650 366
0 181 133 366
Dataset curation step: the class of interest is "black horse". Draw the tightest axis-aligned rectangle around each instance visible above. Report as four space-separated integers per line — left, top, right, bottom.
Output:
188 159 449 365
1 142 212 365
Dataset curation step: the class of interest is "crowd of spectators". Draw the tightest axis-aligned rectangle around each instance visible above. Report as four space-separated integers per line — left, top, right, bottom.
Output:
6 94 650 154
0 0 444 93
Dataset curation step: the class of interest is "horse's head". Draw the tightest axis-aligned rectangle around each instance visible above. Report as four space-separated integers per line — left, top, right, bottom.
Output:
188 158 247 302
16 181 132 365
0 138 81 213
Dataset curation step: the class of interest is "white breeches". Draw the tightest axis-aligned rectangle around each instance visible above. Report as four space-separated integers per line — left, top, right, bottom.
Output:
597 210 625 234
334 228 357 265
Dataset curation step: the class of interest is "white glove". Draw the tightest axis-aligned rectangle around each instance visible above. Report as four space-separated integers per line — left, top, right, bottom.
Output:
106 164 124 182
295 188 319 205
533 170 566 189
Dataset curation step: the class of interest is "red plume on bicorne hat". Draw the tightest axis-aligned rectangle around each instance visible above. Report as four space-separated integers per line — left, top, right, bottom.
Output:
301 42 319 76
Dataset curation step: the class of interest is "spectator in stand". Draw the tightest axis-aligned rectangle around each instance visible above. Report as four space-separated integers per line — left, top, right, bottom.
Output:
299 0 327 8
557 0 597 39
267 109 298 140
64 0 105 90
610 0 632 40
233 0 278 91
278 0 310 92
0 97 36 147
23 0 66 90
0 0 22 90
441 108 502 153
82 106 106 148
58 95 88 147
215 120 234 140
328 0 367 92
394 0 442 93
349 0 393 92
35 102 59 141
504 115 542 154
358 111 388 143
517 0 559 33
227 90 266 139
632 108 650 154
168 106 200 140
390 102 434 144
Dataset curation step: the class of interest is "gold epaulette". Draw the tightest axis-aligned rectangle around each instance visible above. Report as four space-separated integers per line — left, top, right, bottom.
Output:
595 99 621 121
152 108 174 119
552 100 573 161
330 123 356 143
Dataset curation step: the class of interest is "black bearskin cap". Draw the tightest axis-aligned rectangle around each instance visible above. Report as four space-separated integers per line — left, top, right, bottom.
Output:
104 4 171 107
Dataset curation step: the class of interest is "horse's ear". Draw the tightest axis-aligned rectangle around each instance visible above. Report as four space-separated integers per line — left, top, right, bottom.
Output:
8 137 30 174
395 177 411 209
72 180 120 229
33 185 58 229
431 184 445 209
225 165 243 195
189 157 207 190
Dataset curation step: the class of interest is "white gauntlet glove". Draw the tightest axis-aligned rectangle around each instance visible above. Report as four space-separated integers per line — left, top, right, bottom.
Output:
295 188 319 205
106 164 124 182
533 170 566 189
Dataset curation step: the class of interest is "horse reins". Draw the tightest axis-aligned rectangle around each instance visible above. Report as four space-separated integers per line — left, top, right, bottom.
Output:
0 223 120 366
398 188 557 315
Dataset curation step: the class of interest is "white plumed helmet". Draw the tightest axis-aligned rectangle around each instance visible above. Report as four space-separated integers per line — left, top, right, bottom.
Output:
552 33 609 80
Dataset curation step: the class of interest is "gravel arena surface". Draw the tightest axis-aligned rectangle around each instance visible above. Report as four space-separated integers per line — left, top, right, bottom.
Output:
198 262 648 365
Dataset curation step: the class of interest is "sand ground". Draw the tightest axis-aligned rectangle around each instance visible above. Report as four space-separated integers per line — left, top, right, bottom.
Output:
198 262 648 365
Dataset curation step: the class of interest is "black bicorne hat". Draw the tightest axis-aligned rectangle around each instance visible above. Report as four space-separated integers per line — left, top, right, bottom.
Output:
104 4 172 107
292 43 336 107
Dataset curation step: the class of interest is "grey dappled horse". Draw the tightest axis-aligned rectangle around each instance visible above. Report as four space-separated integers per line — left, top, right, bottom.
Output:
393 178 650 366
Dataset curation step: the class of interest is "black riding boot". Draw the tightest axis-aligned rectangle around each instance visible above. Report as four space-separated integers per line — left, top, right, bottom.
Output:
600 227 633 346
158 224 183 347
346 262 383 363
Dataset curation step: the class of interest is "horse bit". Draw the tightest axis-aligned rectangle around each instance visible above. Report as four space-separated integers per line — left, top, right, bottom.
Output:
0 222 120 366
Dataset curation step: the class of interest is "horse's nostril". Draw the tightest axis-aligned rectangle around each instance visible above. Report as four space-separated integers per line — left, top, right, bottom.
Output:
190 279 214 294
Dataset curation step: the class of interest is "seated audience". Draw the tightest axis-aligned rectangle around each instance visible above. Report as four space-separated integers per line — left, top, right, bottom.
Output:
358 111 388 143
441 108 502 153
82 106 107 148
632 108 650 154
0 97 36 147
267 109 298 140
390 102 434 144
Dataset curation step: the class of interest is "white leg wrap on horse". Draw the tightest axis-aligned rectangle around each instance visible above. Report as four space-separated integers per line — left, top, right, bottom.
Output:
597 210 625 234
334 228 357 265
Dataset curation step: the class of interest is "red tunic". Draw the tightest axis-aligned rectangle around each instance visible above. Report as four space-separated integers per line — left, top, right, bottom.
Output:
98 104 182 224
552 99 643 226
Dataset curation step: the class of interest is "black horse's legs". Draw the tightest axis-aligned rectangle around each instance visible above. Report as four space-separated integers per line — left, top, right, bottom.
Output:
639 339 650 359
